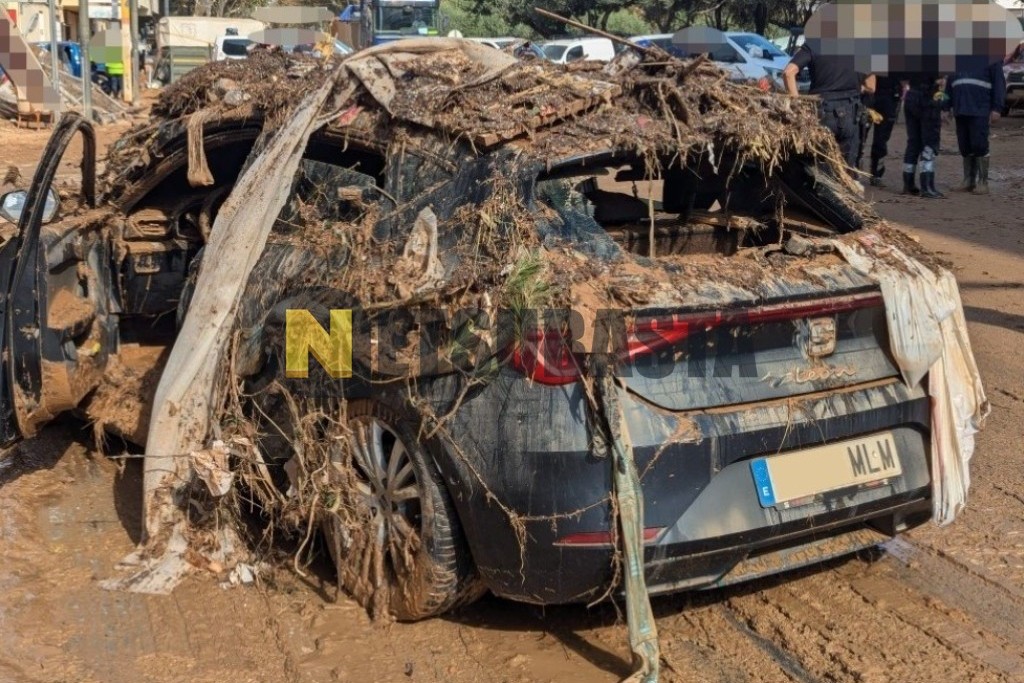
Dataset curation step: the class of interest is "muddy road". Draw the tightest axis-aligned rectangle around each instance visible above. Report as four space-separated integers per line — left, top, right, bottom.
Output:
2 114 1024 683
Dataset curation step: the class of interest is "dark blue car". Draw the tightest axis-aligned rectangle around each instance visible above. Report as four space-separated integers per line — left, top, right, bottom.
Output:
0 53 936 622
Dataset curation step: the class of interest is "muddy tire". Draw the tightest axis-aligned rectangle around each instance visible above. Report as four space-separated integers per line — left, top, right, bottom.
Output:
323 399 480 621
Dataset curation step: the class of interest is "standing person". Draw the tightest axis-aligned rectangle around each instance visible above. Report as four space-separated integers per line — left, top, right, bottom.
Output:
946 59 1006 194
783 44 875 170
901 74 947 198
856 76 880 174
106 57 124 100
862 75 902 186
139 43 151 90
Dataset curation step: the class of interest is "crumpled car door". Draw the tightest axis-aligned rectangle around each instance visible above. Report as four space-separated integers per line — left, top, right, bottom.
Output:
0 112 111 451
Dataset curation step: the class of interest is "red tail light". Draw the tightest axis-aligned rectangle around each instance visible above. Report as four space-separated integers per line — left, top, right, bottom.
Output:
554 527 665 547
508 293 882 381
509 327 584 385
624 293 883 362
624 314 716 361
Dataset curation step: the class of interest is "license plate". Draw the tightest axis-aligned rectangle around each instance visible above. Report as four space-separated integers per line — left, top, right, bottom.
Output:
750 432 901 509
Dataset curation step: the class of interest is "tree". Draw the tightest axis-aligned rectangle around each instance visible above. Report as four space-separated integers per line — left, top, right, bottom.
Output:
764 0 824 32
472 0 644 36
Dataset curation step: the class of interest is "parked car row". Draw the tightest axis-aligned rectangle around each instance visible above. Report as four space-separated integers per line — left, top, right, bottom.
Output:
465 30 810 91
213 32 354 62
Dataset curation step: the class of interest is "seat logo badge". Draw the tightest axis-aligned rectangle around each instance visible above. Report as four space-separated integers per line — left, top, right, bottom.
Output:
805 317 837 358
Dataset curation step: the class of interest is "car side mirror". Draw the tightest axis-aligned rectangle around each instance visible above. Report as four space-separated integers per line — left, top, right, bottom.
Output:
0 188 60 224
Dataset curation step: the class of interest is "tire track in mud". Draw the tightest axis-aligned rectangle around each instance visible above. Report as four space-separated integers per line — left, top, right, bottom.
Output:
721 556 1009 683
713 606 822 683
652 602 810 683
725 580 898 683
883 537 1024 641
847 571 1024 681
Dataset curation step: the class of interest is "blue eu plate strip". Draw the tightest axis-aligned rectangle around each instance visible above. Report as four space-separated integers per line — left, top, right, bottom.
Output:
750 458 776 508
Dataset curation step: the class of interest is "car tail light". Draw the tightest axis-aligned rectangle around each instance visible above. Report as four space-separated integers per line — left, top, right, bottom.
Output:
554 527 665 547
509 293 882 379
624 293 883 362
624 313 719 361
509 327 584 385
757 76 772 92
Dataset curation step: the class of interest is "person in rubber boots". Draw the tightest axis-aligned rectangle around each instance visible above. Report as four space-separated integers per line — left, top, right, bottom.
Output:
946 58 1006 194
858 75 901 187
901 74 946 198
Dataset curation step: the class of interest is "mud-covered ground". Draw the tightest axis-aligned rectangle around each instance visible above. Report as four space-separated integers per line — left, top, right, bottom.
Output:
2 111 1024 683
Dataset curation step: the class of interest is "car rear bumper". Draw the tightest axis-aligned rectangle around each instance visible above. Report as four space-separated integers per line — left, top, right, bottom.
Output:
1006 84 1024 104
431 372 931 605
643 487 930 595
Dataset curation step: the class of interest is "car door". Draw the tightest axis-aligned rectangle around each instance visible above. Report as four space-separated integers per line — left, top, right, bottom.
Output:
0 113 112 451
708 43 750 81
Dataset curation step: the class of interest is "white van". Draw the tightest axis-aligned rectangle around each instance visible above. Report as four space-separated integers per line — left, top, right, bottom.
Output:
629 32 810 92
629 33 763 82
214 35 254 61
541 37 616 64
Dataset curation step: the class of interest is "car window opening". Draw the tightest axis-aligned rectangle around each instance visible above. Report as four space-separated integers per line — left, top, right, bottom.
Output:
115 142 388 357
535 155 824 258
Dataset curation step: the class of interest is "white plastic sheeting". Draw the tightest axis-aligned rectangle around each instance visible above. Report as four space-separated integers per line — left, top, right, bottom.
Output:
107 40 525 595
834 236 989 526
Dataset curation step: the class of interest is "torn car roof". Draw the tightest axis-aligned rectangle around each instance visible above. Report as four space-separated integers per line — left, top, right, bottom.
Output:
131 37 848 177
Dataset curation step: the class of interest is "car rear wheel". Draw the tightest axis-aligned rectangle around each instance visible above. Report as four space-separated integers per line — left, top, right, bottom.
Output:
323 399 480 621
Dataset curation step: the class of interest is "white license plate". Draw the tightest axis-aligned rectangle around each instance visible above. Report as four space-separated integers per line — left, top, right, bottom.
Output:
750 432 901 509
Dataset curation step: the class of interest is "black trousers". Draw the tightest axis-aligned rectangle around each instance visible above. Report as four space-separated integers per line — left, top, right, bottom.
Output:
955 115 990 157
903 89 942 171
870 93 899 164
818 96 861 168
857 92 900 173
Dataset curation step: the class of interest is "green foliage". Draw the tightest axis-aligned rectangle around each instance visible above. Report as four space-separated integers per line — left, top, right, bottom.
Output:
606 9 654 37
172 0 828 32
503 251 551 315
444 0 533 37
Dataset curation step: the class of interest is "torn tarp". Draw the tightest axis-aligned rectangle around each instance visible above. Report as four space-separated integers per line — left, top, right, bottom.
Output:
103 60 350 595
834 235 989 526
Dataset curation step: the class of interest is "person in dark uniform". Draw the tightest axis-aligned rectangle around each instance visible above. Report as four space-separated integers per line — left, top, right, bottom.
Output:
856 87 875 175
857 75 902 186
946 59 1006 194
783 43 875 170
901 73 947 198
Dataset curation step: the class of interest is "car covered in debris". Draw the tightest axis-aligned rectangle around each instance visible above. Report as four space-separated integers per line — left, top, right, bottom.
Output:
0 39 985 622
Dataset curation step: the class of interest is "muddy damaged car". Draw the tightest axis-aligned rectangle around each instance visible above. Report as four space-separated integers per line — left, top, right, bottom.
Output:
0 40 987 622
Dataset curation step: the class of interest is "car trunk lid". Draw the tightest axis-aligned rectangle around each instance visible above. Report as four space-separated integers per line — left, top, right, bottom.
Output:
619 290 897 412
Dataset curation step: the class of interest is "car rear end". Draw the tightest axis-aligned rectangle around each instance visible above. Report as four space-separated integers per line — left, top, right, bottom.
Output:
1004 62 1024 113
437 264 930 604
612 288 930 594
